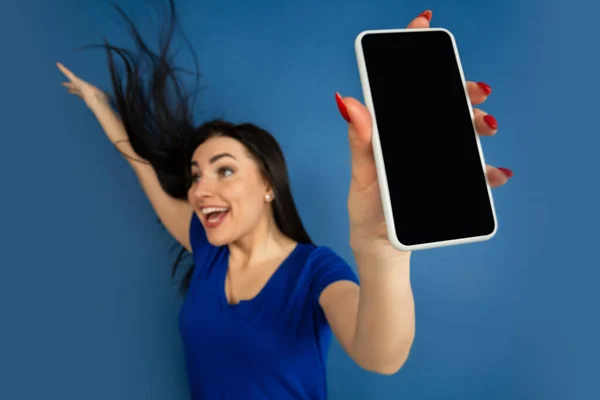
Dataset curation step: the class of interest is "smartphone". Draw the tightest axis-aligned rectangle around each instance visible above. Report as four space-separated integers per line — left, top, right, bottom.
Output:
354 28 497 251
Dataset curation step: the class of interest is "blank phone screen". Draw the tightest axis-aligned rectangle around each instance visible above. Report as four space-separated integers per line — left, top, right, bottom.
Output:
360 30 495 246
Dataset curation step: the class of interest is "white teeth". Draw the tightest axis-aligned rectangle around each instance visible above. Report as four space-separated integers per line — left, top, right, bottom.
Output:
201 207 229 215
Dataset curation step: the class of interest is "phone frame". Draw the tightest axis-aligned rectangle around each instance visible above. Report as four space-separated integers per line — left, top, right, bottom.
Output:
354 27 498 251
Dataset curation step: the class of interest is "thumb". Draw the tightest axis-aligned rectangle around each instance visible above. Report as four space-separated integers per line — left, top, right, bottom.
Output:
335 93 377 187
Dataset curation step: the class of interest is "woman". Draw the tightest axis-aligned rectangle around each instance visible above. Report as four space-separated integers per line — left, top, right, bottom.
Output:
57 2 512 398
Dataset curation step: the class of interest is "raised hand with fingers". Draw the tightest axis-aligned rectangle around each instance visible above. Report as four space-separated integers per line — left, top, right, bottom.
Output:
56 62 110 109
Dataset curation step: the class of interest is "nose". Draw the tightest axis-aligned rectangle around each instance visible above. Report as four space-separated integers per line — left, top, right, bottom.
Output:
190 176 216 200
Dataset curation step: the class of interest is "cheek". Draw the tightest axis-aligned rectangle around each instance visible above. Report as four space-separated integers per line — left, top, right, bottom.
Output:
224 175 263 201
221 180 246 202
226 181 265 219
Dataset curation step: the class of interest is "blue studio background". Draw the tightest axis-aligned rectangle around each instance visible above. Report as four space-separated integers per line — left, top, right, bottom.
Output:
1 0 598 399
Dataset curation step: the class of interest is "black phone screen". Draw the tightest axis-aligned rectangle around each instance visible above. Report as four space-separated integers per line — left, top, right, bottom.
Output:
360 30 496 246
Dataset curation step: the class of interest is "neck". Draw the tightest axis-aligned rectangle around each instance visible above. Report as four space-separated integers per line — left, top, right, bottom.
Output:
228 210 296 265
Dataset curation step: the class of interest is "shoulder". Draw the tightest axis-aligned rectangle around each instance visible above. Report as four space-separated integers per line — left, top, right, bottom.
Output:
189 211 207 248
302 244 360 300
305 244 352 267
188 211 222 271
306 245 349 268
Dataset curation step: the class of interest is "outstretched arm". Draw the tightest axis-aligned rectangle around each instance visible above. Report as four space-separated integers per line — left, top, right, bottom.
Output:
320 250 414 375
320 10 512 375
58 63 194 252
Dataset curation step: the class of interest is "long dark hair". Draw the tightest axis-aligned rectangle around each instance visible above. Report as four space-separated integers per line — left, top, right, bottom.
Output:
95 0 313 293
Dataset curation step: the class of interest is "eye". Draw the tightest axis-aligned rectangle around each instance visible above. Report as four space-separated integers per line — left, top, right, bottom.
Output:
191 173 201 183
218 166 234 177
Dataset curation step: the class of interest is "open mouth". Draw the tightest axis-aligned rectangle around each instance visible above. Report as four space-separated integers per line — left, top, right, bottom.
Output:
201 206 230 228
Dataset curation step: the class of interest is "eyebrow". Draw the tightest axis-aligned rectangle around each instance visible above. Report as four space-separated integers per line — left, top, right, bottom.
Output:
191 152 237 168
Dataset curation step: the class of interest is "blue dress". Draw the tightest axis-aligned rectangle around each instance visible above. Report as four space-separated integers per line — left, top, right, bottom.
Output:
178 212 360 399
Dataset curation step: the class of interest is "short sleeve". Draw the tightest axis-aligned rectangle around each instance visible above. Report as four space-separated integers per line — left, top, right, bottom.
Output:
307 246 360 302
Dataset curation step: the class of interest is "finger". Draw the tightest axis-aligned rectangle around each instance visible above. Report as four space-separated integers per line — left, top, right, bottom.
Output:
406 10 432 29
63 82 80 95
473 108 498 136
467 81 492 105
335 93 378 189
486 165 513 188
67 88 82 97
56 62 78 82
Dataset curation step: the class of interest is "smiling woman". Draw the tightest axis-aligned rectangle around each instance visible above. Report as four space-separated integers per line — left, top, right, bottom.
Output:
54 0 511 398
57 1 365 396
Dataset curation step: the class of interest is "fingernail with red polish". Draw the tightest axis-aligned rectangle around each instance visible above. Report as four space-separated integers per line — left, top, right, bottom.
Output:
335 92 351 123
477 82 492 95
498 167 513 178
483 114 498 130
419 10 432 21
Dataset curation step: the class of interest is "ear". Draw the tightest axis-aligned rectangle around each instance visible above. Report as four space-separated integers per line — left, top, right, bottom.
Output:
264 184 276 201
259 173 275 201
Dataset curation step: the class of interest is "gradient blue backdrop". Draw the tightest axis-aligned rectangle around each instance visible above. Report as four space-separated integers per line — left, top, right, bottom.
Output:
1 0 598 399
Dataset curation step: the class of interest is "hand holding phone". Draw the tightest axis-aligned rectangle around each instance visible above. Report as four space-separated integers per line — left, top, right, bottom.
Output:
350 12 510 251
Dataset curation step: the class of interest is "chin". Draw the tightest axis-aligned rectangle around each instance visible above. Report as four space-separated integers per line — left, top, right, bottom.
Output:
204 231 234 247
207 237 229 247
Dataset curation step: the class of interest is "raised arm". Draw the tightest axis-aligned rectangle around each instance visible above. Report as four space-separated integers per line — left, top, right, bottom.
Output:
58 63 194 252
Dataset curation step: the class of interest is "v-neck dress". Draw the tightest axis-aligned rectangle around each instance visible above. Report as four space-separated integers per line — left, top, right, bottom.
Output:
178 212 360 399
